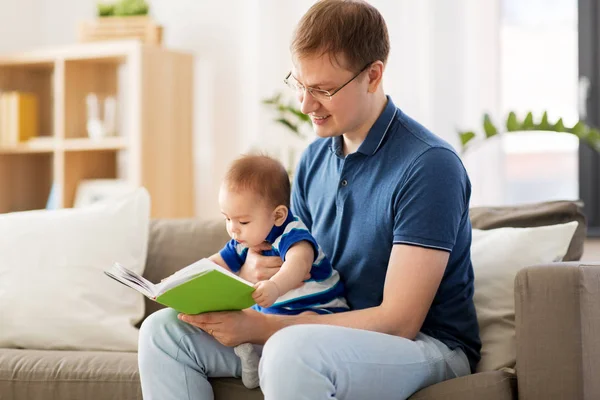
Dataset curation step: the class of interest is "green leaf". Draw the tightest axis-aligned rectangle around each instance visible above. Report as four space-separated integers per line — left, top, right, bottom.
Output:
585 128 600 148
483 114 497 138
114 0 149 16
275 118 299 134
506 112 520 132
538 111 551 130
553 118 566 132
570 121 587 137
97 3 115 16
286 106 310 123
459 131 476 148
522 112 534 129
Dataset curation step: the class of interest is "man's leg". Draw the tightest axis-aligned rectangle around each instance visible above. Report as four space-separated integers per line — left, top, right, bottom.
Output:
259 325 470 400
138 308 242 400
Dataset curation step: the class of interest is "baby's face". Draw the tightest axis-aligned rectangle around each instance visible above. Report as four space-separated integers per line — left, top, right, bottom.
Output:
219 187 276 248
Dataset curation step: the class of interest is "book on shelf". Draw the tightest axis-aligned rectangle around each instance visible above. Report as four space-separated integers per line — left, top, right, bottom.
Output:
104 258 256 315
0 91 39 147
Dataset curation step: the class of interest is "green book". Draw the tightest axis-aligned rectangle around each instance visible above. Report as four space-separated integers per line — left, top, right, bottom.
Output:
104 258 256 314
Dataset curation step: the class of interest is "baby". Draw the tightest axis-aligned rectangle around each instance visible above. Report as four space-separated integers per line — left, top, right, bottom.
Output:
207 154 348 389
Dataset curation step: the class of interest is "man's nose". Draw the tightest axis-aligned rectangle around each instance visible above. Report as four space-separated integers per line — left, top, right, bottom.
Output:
300 91 319 115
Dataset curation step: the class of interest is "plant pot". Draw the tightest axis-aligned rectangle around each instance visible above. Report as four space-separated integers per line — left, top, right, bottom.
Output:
78 16 163 45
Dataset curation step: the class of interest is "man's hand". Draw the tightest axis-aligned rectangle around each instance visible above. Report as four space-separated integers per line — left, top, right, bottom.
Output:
238 242 310 286
238 242 283 283
178 308 273 347
253 280 280 307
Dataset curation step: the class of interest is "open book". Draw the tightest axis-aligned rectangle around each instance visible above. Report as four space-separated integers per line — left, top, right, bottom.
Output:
104 258 256 314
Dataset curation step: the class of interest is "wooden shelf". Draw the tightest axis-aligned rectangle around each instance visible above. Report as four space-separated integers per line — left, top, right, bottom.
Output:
0 138 56 154
0 41 195 217
62 137 127 151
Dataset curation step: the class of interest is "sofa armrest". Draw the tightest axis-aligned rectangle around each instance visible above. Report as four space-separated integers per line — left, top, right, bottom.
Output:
515 262 600 400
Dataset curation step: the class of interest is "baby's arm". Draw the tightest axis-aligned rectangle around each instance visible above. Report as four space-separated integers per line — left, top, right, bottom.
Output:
208 253 234 273
253 241 313 307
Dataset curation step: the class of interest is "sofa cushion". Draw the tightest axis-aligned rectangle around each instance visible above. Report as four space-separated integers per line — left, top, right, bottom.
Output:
141 218 230 323
470 200 586 261
0 348 141 400
210 378 263 400
0 188 150 352
408 371 517 400
471 222 577 372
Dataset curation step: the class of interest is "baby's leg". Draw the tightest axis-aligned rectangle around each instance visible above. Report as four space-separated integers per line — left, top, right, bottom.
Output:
234 311 318 389
234 343 261 389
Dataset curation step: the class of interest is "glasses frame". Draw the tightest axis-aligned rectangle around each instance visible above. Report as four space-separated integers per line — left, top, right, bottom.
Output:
284 62 373 101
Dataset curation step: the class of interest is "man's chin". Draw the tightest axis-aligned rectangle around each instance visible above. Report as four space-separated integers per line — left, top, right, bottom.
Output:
313 127 340 139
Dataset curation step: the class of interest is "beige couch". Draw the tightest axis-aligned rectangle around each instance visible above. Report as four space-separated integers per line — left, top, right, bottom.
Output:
1 201 599 400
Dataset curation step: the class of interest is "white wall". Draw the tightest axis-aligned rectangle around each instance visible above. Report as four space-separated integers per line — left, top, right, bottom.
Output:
1 0 501 216
0 0 41 53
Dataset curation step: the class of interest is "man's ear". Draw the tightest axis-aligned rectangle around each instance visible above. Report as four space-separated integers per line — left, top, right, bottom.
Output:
367 61 384 93
273 205 289 227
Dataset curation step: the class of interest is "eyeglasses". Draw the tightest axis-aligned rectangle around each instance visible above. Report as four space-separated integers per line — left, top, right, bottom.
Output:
284 62 373 102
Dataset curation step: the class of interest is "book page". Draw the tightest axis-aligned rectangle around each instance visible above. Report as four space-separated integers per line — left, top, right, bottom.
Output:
156 258 253 295
104 262 157 298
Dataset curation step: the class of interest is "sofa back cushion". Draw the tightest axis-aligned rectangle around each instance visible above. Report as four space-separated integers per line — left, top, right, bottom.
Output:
140 218 229 324
470 200 586 261
0 188 150 351
471 221 578 372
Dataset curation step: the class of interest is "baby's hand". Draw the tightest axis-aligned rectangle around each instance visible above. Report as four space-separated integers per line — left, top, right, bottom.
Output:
252 280 280 308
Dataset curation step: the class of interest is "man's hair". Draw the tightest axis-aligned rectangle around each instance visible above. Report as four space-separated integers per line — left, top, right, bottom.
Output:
224 154 291 208
291 0 390 72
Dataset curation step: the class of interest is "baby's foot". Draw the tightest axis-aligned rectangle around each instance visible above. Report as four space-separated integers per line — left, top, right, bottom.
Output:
234 343 260 389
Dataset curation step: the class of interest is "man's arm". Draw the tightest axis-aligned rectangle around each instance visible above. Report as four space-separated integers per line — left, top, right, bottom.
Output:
181 244 447 345
259 243 448 342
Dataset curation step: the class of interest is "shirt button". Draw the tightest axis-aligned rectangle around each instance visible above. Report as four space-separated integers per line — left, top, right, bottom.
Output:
341 179 348 187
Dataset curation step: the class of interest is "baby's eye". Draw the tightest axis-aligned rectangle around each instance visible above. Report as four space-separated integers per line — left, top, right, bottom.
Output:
240 221 250 225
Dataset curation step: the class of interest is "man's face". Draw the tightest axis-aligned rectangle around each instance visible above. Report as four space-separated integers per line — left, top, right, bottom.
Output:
291 54 371 139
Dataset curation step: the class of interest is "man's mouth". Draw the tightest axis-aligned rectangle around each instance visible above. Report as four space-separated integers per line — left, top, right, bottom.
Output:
312 115 330 124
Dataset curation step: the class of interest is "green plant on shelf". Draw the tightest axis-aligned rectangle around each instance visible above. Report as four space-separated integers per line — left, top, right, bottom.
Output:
262 92 312 139
97 0 149 17
458 111 600 154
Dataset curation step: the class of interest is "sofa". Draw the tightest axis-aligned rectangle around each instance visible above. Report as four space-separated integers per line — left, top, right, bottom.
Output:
1 200 599 400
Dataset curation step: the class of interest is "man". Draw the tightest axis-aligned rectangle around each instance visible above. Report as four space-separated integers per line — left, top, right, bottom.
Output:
138 1 481 399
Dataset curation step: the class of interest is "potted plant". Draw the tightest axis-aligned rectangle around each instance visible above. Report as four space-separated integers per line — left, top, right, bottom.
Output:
458 111 600 154
262 92 313 140
78 0 162 45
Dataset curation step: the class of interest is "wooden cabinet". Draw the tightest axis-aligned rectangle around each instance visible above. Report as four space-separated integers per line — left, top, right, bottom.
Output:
0 40 194 217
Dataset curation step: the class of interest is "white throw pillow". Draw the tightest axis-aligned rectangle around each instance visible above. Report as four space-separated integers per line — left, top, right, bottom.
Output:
472 221 578 372
0 188 150 351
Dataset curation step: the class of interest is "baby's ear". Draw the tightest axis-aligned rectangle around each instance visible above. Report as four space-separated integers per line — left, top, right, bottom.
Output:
273 205 289 227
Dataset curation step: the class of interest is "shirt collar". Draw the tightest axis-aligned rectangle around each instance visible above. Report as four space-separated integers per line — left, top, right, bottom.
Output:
329 95 397 158
265 209 295 244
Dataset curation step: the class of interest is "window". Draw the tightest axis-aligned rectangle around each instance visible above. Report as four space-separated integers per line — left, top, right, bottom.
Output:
501 0 579 205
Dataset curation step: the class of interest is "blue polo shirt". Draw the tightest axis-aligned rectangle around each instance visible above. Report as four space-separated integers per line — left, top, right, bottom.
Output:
291 96 481 371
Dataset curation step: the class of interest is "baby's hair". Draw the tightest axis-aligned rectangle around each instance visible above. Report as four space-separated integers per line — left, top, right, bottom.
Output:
224 153 291 208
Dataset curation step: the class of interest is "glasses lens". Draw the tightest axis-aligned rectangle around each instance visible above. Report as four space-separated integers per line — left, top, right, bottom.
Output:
309 89 331 102
286 76 304 94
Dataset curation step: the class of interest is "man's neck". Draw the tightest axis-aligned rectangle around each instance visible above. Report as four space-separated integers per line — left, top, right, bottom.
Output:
342 94 388 156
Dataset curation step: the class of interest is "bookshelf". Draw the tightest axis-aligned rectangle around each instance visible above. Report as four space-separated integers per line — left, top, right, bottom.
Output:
0 40 194 217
